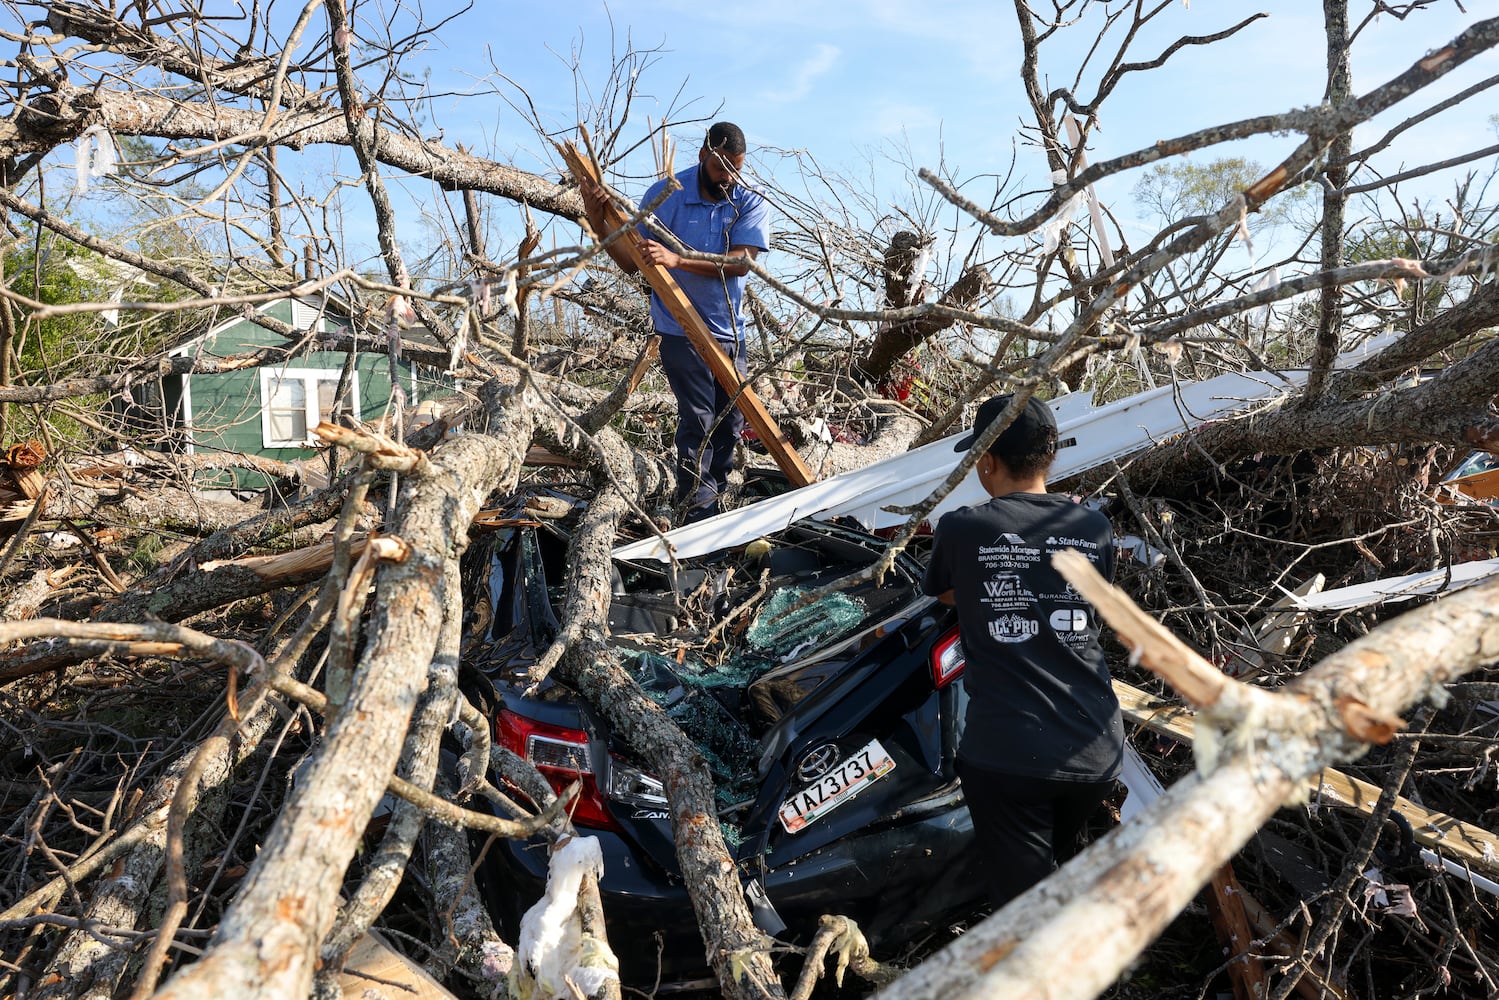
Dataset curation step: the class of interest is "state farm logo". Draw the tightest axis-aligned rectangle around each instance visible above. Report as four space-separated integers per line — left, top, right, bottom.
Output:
1050 608 1089 632
988 615 1039 643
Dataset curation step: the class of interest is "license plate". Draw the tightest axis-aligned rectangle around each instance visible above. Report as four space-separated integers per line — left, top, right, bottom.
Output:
778 739 895 834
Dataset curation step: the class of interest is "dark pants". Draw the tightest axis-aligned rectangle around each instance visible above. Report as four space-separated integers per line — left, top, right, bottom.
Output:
957 760 1113 910
658 334 746 520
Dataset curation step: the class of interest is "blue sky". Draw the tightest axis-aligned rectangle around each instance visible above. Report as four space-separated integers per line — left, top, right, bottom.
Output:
323 0 1495 269
422 3 1492 176
59 1 1486 276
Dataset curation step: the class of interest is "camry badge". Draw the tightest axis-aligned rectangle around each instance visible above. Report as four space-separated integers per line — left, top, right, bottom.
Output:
796 743 842 782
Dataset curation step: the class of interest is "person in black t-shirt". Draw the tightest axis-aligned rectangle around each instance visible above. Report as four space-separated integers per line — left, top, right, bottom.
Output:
923 392 1122 909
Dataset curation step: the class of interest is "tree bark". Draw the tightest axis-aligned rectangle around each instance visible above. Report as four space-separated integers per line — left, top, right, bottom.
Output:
317 578 460 981
39 485 260 537
152 395 532 999
880 574 1499 999
1302 0 1353 407
859 235 989 386
1092 334 1499 494
1 84 580 222
421 768 516 998
1328 277 1499 396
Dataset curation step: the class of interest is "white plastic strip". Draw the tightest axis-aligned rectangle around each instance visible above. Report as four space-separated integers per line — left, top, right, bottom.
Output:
1284 559 1499 612
614 330 1400 563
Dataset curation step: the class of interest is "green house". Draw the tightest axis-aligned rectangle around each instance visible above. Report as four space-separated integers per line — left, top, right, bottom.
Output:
140 295 449 487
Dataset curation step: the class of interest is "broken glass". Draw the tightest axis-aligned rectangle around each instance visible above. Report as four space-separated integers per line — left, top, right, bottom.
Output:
627 651 761 811
621 586 870 817
745 588 867 661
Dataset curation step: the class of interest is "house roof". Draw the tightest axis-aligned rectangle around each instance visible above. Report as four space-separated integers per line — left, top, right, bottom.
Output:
167 292 350 358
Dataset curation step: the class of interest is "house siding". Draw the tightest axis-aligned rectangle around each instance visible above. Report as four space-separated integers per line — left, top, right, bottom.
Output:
155 298 450 488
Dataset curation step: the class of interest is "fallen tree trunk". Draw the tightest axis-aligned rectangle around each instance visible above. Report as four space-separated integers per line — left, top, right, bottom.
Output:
421 767 517 997
879 566 1499 1000
316 577 460 987
538 417 785 998
4 80 579 220
31 485 261 537
1329 277 1499 396
1105 333 1499 494
860 247 989 386
151 394 533 999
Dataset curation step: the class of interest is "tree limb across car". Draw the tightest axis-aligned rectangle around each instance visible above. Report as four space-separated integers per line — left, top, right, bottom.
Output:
3 4 1499 1000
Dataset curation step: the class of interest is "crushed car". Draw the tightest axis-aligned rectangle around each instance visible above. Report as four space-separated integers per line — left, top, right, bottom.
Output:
458 488 988 991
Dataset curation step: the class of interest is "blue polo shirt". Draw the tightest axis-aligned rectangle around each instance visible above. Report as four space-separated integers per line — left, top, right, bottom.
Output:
639 164 770 342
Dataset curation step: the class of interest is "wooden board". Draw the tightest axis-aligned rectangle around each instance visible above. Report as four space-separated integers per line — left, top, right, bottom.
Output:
1203 863 1267 1000
557 140 814 488
1239 886 1349 1000
340 931 456 999
1115 679 1499 880
1439 464 1499 504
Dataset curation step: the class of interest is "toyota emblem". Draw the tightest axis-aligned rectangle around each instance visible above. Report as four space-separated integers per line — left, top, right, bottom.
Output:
796 743 842 782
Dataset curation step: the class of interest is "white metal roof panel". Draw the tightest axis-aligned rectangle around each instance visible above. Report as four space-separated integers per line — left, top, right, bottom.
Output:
613 332 1399 563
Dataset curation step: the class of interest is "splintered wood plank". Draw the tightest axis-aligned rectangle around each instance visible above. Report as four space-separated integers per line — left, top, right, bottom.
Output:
557 139 814 488
1114 679 1499 880
1239 887 1349 1000
7 440 46 499
627 334 661 393
340 931 455 999
1203 863 1267 1000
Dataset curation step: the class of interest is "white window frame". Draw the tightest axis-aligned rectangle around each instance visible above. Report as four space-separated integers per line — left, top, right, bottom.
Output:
258 366 360 448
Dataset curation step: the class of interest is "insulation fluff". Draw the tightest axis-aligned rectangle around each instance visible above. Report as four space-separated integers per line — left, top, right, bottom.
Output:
511 835 620 1000
74 125 118 194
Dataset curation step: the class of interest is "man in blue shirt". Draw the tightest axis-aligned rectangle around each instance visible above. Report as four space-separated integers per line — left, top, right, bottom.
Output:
581 122 771 523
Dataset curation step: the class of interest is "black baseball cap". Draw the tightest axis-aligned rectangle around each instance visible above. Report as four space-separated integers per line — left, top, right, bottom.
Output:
953 393 1058 454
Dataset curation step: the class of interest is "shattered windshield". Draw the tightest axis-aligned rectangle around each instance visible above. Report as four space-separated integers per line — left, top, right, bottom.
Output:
620 587 872 812
600 518 931 826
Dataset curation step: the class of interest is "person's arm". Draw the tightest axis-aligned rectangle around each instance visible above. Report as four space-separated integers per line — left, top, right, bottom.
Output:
579 174 640 276
634 241 758 277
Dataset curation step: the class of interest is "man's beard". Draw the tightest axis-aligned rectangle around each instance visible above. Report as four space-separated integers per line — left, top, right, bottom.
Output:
702 172 734 200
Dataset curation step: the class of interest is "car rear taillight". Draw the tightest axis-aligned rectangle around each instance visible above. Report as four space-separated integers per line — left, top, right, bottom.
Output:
931 626 965 688
494 708 620 831
606 759 668 810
